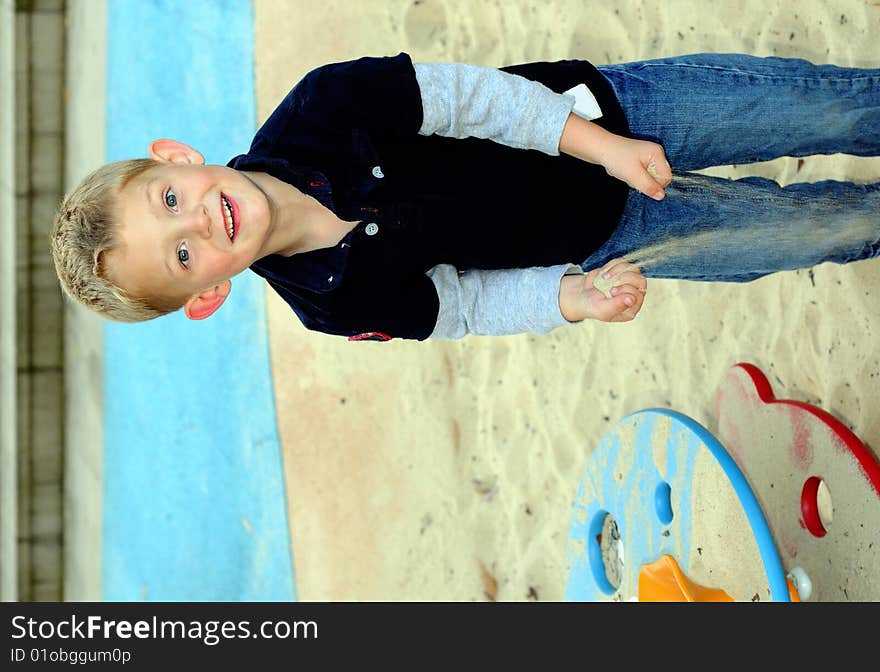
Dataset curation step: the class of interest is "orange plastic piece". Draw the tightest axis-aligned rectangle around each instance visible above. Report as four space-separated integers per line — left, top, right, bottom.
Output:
638 555 734 602
786 577 801 602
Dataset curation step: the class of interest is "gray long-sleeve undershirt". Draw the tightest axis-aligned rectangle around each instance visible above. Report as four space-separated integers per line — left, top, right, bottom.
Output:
413 62 594 339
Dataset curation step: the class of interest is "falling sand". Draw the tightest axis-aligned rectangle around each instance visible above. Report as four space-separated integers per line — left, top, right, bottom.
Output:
594 170 879 296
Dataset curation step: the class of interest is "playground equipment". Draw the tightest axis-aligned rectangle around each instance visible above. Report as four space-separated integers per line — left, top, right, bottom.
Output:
564 363 880 602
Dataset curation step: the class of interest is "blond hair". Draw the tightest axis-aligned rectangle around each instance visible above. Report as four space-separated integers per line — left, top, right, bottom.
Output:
51 158 185 322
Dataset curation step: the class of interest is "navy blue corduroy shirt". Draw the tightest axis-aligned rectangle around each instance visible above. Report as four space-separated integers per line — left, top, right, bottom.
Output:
228 52 630 341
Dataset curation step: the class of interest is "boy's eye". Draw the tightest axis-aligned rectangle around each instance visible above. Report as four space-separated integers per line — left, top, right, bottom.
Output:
177 242 190 268
165 189 178 209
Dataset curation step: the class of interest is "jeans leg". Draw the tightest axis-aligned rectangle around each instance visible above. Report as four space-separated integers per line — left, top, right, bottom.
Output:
597 54 880 170
581 171 880 282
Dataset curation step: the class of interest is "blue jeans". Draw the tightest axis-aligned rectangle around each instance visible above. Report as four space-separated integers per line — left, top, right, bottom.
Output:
581 54 880 281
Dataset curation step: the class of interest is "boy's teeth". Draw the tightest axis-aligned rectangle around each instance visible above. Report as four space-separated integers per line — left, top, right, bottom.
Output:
221 195 235 240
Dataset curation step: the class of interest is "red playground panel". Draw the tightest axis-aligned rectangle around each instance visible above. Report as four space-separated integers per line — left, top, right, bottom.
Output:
716 363 880 601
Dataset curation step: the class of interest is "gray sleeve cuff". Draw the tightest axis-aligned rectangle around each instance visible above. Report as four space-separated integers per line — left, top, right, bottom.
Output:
413 61 574 156
426 263 584 339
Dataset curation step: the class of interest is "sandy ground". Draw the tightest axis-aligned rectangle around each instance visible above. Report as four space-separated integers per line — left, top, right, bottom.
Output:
253 0 880 601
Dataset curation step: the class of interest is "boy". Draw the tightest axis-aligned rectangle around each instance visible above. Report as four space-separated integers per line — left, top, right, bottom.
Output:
52 53 880 341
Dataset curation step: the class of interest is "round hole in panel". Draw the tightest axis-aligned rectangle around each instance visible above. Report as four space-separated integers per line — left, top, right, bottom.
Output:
801 476 833 538
588 511 624 595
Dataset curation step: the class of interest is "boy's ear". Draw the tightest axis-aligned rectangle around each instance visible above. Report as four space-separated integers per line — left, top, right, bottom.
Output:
149 138 205 165
183 281 231 321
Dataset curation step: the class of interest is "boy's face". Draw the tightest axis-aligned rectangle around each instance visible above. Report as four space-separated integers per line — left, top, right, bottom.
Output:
106 140 272 319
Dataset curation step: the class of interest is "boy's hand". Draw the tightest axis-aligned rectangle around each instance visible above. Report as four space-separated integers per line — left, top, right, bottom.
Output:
600 135 672 201
558 259 646 323
558 115 672 201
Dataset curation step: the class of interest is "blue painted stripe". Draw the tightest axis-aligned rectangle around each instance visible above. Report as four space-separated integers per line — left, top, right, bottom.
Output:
103 0 296 601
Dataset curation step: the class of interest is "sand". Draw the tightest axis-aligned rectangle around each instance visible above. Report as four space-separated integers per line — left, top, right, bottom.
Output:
252 0 880 601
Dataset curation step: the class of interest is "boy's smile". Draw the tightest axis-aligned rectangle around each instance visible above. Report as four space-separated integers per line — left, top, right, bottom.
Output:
220 191 240 241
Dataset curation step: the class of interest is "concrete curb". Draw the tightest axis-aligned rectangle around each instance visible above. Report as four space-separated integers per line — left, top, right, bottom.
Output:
63 0 106 602
1 0 18 603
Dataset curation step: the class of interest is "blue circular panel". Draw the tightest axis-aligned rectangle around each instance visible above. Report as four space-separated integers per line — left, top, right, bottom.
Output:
564 409 789 602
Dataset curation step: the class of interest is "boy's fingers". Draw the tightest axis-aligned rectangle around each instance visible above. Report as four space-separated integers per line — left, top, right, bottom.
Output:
647 153 673 186
610 283 646 301
609 298 639 321
599 258 631 276
597 287 644 320
600 259 642 280
590 259 647 300
609 271 647 292
639 172 666 201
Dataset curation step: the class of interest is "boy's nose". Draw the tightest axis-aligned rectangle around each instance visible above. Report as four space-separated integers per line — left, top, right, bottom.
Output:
187 204 212 239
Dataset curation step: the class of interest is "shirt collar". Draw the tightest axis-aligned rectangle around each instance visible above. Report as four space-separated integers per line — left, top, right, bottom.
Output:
228 153 352 293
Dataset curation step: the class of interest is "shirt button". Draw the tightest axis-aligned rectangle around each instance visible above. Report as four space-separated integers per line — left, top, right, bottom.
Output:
371 165 384 179
365 222 379 236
